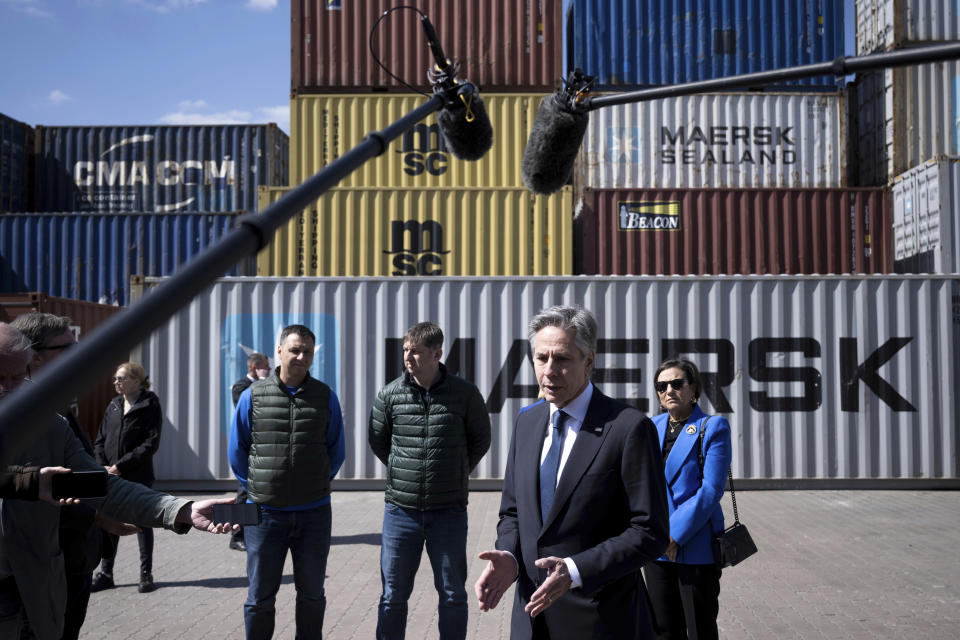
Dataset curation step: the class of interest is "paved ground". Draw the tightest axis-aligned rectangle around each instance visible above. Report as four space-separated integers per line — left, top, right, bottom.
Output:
80 490 960 639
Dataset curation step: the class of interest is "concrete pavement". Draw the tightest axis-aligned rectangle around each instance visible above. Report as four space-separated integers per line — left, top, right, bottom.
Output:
80 490 960 639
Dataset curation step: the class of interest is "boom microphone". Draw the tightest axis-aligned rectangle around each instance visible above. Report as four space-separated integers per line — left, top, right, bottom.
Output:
419 14 494 161
521 71 592 195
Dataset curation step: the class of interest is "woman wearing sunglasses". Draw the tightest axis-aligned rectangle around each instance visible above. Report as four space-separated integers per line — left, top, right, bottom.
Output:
91 362 163 595
643 358 731 640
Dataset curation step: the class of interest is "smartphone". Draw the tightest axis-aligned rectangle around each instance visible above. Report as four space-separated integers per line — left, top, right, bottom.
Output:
50 470 108 499
212 502 261 526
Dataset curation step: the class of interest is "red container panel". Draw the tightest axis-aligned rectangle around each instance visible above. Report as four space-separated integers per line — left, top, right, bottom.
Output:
292 0 561 93
578 188 894 275
0 293 122 442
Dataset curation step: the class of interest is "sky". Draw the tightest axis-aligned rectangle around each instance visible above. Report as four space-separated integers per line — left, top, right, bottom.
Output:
0 0 856 138
0 0 291 133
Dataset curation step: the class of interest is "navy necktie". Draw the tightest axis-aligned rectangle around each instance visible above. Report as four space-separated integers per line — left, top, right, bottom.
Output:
539 409 567 519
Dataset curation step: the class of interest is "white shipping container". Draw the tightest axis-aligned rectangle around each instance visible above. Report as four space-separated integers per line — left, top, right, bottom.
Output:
855 60 960 186
855 0 960 55
892 156 960 270
132 276 959 486
576 92 847 189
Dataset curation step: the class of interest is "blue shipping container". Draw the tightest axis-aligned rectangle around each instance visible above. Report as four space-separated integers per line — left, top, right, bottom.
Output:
33 124 289 213
1 112 33 212
0 212 254 305
563 0 844 89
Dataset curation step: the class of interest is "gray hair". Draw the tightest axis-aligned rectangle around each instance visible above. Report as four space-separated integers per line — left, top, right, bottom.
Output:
10 312 71 348
527 305 597 357
0 323 35 362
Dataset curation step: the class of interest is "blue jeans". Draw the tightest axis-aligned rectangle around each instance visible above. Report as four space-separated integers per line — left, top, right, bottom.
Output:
376 504 468 640
244 505 332 640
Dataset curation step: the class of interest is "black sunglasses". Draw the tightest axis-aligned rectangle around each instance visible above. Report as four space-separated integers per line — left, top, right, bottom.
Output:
655 378 688 393
36 342 75 352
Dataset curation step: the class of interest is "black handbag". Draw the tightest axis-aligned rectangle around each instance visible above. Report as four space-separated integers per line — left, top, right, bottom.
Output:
698 420 758 568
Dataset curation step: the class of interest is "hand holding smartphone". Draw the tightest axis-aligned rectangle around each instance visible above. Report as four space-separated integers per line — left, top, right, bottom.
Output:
211 502 261 526
50 470 108 499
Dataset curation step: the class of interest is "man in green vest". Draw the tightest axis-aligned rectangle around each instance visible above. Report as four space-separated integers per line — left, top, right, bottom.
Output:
369 321 491 640
228 324 346 640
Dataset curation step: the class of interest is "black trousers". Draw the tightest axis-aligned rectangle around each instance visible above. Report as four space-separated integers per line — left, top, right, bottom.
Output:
644 560 721 640
99 527 154 575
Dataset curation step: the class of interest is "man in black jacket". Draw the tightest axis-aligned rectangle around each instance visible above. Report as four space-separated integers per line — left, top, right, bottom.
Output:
10 312 138 640
368 322 491 640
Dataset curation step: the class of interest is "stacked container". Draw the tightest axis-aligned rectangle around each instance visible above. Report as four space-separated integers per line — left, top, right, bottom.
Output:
564 2 896 275
0 112 33 212
853 0 960 273
273 0 569 277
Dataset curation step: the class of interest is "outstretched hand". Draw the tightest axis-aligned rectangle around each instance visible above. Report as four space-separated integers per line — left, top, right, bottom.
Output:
475 550 519 612
524 556 572 617
176 496 240 533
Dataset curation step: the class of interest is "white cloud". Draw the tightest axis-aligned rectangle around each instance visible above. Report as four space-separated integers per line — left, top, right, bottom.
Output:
158 108 253 125
1 0 54 18
158 101 289 133
257 105 289 132
178 99 209 110
245 0 276 9
127 0 208 14
48 89 72 105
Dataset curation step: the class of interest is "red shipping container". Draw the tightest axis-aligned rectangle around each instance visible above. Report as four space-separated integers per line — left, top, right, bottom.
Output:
292 0 562 93
577 188 894 275
0 293 122 442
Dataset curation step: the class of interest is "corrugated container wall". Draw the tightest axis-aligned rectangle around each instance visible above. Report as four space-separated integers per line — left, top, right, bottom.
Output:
563 0 844 89
0 212 254 305
256 186 573 277
133 276 960 484
0 293 121 442
291 0 561 93
33 124 289 213
578 188 894 275
892 157 960 272
855 0 960 54
290 94 542 188
575 92 847 189
854 60 960 186
1 113 33 212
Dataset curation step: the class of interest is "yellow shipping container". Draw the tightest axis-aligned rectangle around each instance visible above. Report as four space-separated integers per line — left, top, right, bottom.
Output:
290 94 543 188
257 186 573 276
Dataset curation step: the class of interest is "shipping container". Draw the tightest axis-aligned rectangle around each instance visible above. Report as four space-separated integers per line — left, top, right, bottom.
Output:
892 156 960 271
0 212 254 305
291 0 561 94
290 93 541 188
855 0 960 55
575 91 848 189
33 124 289 213
0 293 121 442
854 59 960 185
130 275 960 485
577 188 893 275
1 112 33 212
256 186 573 276
563 0 844 90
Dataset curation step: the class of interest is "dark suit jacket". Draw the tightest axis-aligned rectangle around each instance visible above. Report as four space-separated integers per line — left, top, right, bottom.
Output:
496 388 669 640
232 375 255 406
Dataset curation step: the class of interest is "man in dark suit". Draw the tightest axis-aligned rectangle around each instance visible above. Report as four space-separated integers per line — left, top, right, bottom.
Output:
475 305 669 640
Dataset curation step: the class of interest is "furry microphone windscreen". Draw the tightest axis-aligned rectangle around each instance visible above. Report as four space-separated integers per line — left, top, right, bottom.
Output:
437 86 494 161
521 94 589 195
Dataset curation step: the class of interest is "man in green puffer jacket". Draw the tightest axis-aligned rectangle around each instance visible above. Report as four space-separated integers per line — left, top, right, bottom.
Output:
368 321 491 640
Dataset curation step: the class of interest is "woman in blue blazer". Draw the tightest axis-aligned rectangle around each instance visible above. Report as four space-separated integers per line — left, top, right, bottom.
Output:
644 358 731 639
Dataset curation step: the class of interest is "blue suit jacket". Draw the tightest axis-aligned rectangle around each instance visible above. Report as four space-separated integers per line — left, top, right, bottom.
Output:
652 405 732 565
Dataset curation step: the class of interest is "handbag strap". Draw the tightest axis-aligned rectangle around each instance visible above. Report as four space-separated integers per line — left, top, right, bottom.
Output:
697 417 741 526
